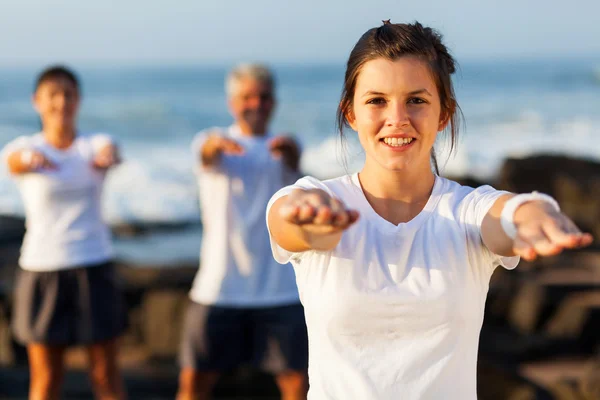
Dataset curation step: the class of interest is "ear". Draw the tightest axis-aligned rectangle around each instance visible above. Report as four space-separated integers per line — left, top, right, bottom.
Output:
438 113 450 132
226 97 235 117
346 108 357 132
31 94 40 113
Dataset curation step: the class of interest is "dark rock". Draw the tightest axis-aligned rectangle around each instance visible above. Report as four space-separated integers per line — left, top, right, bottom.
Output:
111 221 200 238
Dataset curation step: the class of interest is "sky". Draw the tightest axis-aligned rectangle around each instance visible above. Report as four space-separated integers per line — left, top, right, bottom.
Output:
0 0 598 67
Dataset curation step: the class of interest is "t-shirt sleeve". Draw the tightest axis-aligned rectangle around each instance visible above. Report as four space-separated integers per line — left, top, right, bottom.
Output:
460 185 520 270
1 136 33 169
266 175 332 264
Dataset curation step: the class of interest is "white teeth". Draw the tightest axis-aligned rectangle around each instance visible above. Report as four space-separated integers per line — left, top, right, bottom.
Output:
383 137 413 147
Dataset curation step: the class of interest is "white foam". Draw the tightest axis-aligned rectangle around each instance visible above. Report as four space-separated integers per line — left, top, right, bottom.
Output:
301 136 364 179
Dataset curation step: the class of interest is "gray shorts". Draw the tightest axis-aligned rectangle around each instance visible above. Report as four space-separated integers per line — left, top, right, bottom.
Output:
12 261 127 346
179 302 308 374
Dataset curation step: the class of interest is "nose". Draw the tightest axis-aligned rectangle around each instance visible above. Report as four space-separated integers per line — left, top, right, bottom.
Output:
53 93 67 110
246 94 264 110
386 102 410 128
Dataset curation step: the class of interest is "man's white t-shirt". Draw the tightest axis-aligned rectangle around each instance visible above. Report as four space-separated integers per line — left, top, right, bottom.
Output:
1 133 114 271
267 174 519 400
189 125 301 307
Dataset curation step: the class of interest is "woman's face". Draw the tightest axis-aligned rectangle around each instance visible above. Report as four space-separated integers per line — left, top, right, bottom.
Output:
33 77 79 132
348 56 446 173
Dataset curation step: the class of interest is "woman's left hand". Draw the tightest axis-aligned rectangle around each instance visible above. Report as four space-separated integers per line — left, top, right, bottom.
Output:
512 201 593 261
93 144 121 170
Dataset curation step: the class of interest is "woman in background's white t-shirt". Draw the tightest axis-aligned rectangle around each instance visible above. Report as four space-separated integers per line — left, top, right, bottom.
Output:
2 66 127 400
267 22 593 400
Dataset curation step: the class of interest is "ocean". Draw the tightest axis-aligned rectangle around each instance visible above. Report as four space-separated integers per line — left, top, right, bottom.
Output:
1 59 599 264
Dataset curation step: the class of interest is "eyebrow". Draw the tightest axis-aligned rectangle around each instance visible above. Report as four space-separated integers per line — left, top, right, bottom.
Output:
361 88 433 98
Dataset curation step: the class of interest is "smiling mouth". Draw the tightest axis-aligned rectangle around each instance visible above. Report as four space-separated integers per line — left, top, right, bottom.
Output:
381 137 414 147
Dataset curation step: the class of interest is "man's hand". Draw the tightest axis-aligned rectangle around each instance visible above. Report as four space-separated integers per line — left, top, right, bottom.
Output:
269 136 300 172
201 134 245 167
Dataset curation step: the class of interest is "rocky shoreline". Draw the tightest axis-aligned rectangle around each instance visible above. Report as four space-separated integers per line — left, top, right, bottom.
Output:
1 154 599 399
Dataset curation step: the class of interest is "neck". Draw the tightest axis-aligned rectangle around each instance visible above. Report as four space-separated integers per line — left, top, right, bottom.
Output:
43 126 76 149
237 121 267 137
358 158 436 225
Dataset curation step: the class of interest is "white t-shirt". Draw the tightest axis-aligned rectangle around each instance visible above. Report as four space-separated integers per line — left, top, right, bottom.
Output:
189 125 301 307
1 133 114 271
267 174 519 400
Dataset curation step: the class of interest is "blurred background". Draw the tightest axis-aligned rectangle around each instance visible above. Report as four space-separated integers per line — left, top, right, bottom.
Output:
0 0 599 399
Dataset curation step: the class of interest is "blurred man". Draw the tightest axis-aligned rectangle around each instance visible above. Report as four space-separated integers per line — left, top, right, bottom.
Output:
177 64 308 400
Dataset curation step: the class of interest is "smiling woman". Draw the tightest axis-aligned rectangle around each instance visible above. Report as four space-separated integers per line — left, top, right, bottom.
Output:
266 21 593 399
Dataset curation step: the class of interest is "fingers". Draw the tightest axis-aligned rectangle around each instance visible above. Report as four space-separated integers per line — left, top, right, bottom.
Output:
514 214 594 260
543 217 594 248
279 189 359 231
269 136 292 150
220 138 244 155
513 236 538 261
29 152 56 171
269 136 285 150
93 146 120 169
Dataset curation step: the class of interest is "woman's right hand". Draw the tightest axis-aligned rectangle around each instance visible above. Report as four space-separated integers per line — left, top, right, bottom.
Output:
9 149 56 174
279 188 359 234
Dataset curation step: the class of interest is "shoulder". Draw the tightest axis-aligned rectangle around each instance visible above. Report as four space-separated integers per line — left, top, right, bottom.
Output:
1 133 42 153
291 174 357 196
437 177 501 203
78 131 114 145
436 177 509 223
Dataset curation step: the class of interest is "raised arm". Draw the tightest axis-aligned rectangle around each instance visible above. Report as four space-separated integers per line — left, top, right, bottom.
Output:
481 193 593 261
268 188 359 252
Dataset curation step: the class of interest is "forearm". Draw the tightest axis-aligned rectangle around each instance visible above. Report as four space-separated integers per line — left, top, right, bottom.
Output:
481 194 515 257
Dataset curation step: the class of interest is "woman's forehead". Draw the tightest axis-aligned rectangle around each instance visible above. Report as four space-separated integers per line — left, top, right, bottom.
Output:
355 57 437 95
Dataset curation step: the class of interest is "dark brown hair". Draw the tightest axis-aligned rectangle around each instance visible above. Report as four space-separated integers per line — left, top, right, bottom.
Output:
34 65 80 93
336 21 462 174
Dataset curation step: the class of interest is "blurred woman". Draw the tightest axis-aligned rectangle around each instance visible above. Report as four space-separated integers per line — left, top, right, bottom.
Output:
2 66 127 400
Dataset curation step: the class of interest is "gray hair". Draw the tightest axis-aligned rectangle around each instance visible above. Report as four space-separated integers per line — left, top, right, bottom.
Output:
225 63 275 98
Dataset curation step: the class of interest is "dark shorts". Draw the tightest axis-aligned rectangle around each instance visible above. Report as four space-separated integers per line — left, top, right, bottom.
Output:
12 261 128 346
179 302 309 374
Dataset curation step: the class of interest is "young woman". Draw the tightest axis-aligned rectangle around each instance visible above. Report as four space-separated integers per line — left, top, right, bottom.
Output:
2 66 127 400
267 21 592 399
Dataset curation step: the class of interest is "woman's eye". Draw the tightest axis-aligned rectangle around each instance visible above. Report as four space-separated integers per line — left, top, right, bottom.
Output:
408 97 426 105
366 97 386 105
